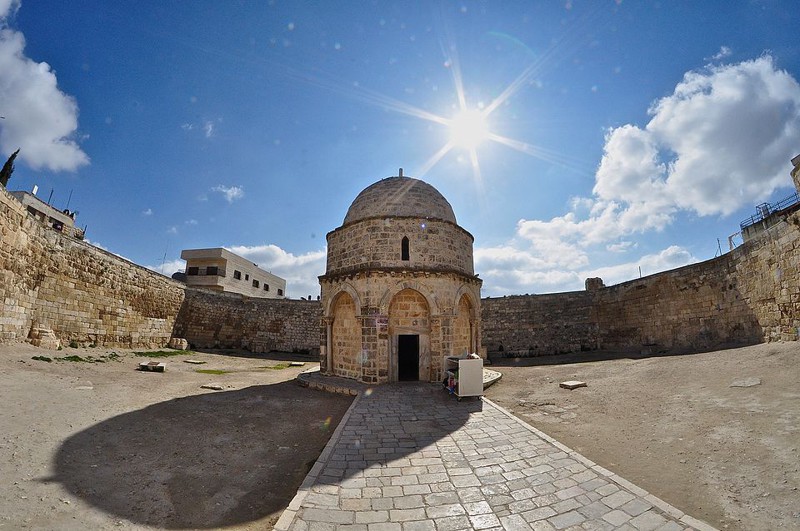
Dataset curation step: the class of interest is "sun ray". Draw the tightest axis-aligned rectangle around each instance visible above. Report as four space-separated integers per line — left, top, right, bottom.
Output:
468 148 487 208
416 141 456 179
482 5 607 116
487 132 593 175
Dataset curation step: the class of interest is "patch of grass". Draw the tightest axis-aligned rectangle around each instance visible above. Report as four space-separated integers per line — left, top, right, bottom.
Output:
195 369 232 375
68 340 79 348
257 363 291 370
61 354 88 362
39 352 122 363
134 349 193 358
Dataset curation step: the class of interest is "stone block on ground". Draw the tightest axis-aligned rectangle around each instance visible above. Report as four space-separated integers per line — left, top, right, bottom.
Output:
138 361 165 372
560 380 587 390
28 325 61 350
168 337 189 350
730 377 761 388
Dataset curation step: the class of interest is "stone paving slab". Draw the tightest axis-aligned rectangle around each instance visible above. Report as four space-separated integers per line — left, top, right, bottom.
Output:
276 383 717 531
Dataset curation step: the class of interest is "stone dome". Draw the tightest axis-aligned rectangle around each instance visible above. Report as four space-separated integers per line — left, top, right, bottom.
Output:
343 176 457 225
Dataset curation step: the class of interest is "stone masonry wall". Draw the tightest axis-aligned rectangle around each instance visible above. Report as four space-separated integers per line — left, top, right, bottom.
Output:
3 175 798 360
0 186 185 347
172 288 321 353
481 292 597 356
326 217 474 276
482 211 800 357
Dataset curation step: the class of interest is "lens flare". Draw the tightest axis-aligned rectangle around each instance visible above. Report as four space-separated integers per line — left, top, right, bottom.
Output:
449 109 489 150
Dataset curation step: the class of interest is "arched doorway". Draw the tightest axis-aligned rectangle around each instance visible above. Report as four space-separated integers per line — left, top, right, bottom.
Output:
330 292 362 380
388 288 430 382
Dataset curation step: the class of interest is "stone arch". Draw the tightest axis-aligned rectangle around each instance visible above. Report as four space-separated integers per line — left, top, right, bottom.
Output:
388 288 432 382
324 282 361 318
379 280 439 315
330 291 362 380
453 284 479 320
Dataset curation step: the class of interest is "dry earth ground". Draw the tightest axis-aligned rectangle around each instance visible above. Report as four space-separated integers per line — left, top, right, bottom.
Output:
485 342 800 530
0 344 352 530
2 342 798 530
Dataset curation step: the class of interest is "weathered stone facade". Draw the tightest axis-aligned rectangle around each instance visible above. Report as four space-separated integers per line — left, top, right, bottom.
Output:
0 185 321 352
319 176 483 384
482 292 596 356
2 166 798 363
172 288 320 353
483 211 800 357
0 186 185 347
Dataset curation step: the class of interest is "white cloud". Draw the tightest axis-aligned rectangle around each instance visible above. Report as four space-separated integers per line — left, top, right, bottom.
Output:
142 208 153 216
166 226 178 235
203 120 214 138
226 243 326 299
475 243 698 297
583 246 698 287
476 56 798 297
180 123 194 131
185 218 197 225
144 259 184 278
0 0 19 19
710 46 732 61
606 241 636 253
0 6 89 172
596 56 800 218
211 184 244 203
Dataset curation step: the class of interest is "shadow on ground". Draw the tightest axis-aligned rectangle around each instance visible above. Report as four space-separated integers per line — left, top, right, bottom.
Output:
47 381 352 529
488 342 759 368
187 349 319 362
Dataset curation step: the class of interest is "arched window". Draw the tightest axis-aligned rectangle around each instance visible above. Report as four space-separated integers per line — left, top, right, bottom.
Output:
401 236 410 261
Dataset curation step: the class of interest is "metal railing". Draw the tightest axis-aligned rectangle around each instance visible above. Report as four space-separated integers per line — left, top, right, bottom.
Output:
740 191 800 230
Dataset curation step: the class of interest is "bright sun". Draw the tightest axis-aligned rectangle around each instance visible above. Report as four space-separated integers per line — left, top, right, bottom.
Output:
449 109 489 150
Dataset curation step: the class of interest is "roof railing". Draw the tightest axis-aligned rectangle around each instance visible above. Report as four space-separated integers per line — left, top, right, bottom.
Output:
740 191 800 230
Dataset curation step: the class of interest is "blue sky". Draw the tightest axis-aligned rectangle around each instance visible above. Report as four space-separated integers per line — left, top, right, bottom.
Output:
2 1 799 298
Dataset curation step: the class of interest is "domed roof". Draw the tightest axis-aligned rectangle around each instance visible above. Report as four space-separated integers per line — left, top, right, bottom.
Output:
343 176 457 225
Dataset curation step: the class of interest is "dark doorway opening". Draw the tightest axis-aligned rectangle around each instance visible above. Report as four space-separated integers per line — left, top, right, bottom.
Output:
398 334 420 381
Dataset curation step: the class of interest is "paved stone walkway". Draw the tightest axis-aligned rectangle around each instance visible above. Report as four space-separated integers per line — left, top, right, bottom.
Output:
276 383 715 531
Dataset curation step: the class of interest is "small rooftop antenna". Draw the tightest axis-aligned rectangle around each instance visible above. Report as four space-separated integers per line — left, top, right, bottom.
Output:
398 168 403 177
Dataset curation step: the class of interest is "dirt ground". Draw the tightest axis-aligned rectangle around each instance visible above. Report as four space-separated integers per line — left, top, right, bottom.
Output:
0 343 352 530
485 342 800 531
2 342 798 530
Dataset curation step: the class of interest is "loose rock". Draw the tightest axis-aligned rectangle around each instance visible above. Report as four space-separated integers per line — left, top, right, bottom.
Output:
730 377 761 388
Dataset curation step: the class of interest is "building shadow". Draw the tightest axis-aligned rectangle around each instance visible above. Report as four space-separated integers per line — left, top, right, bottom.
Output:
188 348 319 362
45 381 352 529
488 341 761 368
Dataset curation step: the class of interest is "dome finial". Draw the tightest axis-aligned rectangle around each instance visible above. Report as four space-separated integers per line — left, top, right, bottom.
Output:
398 168 403 177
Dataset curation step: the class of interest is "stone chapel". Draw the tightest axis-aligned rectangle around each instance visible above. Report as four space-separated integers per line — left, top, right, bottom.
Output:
319 172 483 384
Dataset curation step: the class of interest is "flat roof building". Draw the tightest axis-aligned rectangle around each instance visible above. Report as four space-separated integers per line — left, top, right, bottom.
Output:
9 189 85 240
180 247 286 299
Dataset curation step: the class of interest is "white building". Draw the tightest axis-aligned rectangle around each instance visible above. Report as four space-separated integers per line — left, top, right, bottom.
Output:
180 247 286 299
9 189 85 239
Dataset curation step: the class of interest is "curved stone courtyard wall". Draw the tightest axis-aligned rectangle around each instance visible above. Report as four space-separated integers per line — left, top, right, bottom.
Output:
2 183 798 359
0 186 185 347
483 211 800 356
172 288 321 353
